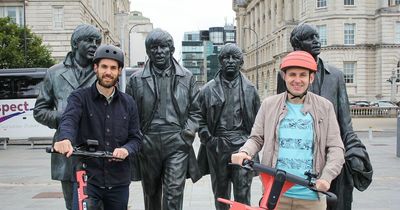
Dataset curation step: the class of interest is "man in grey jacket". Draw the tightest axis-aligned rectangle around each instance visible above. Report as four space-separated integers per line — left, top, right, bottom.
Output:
33 24 101 210
234 51 345 210
197 43 260 210
276 23 373 210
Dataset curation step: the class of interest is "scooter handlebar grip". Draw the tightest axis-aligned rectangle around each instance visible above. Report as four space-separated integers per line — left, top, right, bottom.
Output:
325 192 337 204
242 159 252 166
45 147 54 153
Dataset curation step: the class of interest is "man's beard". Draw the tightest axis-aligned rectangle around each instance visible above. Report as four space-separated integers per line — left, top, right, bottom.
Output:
97 75 118 88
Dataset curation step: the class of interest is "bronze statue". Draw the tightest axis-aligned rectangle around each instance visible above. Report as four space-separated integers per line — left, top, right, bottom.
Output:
126 28 201 210
276 23 373 210
33 24 101 210
197 43 260 210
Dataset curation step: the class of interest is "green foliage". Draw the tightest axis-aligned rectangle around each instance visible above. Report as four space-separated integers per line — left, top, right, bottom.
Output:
0 17 56 69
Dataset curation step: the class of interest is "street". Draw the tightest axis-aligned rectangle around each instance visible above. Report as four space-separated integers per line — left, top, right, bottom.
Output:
0 118 399 210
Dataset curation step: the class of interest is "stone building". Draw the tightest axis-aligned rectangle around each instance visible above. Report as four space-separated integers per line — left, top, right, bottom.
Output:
127 11 153 68
233 0 400 101
0 0 130 66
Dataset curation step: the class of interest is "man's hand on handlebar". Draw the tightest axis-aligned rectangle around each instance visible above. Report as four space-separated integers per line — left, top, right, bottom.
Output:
315 179 330 192
231 152 251 165
112 148 129 161
54 139 73 157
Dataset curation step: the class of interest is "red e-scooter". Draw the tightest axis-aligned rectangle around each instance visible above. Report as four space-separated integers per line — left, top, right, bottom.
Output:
46 140 118 210
218 160 337 210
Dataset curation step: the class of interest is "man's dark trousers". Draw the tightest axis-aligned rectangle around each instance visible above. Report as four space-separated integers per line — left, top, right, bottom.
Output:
72 183 129 210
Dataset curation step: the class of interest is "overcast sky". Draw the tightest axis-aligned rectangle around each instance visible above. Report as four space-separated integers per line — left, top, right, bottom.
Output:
130 0 236 61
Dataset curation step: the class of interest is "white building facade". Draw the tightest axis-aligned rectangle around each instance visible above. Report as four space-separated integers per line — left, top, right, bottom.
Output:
233 0 400 101
0 0 130 65
127 11 153 67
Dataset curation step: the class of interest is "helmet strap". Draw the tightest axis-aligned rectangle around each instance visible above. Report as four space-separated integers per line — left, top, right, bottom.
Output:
287 88 308 100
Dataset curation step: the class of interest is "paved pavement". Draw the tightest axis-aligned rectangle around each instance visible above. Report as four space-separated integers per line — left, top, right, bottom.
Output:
0 118 399 210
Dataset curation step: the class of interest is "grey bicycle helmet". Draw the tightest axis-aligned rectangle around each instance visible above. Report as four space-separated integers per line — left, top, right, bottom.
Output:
93 44 124 68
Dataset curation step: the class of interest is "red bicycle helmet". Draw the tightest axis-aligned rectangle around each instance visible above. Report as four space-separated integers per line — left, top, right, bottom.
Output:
280 51 317 72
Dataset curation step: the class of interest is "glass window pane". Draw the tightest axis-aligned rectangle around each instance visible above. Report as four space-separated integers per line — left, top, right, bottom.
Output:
210 32 224 44
302 0 307 13
317 0 327 8
344 0 354 5
0 7 4 17
225 32 235 42
52 6 64 29
317 25 327 46
344 23 355 45
343 62 355 83
396 22 400 43
6 7 17 23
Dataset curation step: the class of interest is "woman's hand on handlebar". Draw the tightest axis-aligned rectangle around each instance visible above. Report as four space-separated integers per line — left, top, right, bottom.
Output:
315 179 330 192
112 148 129 161
231 152 251 165
54 139 73 157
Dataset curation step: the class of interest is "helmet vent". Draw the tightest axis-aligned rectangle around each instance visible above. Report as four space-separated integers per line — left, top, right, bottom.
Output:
113 51 117 54
106 50 110 53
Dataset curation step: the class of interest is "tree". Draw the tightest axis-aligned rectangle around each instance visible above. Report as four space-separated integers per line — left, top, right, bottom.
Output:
0 17 55 69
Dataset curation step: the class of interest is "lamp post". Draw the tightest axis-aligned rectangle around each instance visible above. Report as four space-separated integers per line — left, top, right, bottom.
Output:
113 12 129 92
389 70 398 102
396 61 400 158
243 26 259 90
387 62 400 103
128 23 151 67
23 0 27 67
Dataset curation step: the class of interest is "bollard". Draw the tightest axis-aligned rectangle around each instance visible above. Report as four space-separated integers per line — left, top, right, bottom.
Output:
397 115 400 157
368 126 373 140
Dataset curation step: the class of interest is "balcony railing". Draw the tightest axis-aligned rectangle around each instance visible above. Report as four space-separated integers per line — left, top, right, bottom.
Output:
350 107 400 118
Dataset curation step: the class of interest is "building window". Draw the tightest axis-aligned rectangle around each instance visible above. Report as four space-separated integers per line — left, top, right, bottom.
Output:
185 33 200 41
225 31 235 42
302 0 307 13
52 6 64 29
7 7 17 23
182 46 204 53
316 0 327 8
344 0 354 5
210 32 224 44
344 23 355 45
317 25 327 46
0 6 23 25
396 22 400 43
397 64 400 79
343 62 356 83
396 0 400 5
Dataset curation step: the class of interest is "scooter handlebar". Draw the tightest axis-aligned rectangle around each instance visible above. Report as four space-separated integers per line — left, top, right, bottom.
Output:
239 159 337 204
45 146 118 159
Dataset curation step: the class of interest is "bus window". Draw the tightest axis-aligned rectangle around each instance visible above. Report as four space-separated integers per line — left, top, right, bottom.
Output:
0 78 13 99
15 77 43 99
0 69 46 100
